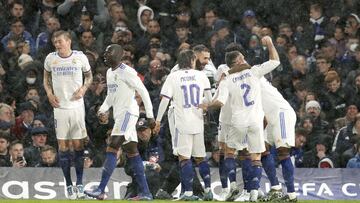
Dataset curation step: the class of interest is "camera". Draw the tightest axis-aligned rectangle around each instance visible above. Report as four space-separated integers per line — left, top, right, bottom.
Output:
16 156 24 162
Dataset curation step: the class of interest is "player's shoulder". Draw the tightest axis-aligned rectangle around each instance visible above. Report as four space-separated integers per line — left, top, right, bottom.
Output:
119 63 137 74
72 50 85 55
45 51 58 59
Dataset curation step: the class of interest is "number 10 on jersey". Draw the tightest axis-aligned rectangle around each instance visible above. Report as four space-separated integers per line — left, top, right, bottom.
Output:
181 84 200 108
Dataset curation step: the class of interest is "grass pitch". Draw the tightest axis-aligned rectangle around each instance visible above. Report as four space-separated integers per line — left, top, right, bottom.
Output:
1 200 360 203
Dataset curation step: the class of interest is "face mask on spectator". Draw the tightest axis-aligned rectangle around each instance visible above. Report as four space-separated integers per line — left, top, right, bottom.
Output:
26 77 36 84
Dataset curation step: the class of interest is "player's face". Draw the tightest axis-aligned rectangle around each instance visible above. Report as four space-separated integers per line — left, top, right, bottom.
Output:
53 35 71 54
196 51 210 70
104 46 115 67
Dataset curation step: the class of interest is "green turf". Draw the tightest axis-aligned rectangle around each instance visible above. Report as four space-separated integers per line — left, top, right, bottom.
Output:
1 200 360 203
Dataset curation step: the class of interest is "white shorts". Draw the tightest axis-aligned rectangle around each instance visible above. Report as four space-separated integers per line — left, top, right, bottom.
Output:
54 108 87 140
218 122 231 143
111 112 138 144
229 123 265 153
265 109 296 148
172 128 206 158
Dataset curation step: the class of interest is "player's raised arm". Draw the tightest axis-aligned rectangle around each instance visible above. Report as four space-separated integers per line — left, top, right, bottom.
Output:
263 36 279 62
251 36 280 77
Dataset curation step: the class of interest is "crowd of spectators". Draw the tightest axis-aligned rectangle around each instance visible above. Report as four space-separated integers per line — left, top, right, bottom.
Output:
0 0 360 178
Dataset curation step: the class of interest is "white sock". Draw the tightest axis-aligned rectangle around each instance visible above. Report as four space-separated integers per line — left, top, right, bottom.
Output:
184 191 193 196
204 187 211 193
230 182 237 190
288 192 296 199
271 185 282 190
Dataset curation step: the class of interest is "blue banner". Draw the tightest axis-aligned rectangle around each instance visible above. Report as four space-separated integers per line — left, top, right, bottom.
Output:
0 168 359 200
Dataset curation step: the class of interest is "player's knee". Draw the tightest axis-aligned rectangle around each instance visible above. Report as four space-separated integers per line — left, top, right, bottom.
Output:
225 147 236 158
123 141 138 157
251 159 262 167
57 141 69 151
194 157 205 164
261 144 271 156
178 155 190 163
277 147 290 160
108 136 124 150
72 139 85 151
238 149 250 160
250 153 262 161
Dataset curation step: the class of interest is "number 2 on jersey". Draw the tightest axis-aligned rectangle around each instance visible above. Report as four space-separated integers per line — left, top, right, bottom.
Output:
241 83 254 106
181 84 200 108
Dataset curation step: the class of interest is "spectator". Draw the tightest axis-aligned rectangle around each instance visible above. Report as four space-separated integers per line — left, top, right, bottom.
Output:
36 17 60 51
334 103 359 132
346 139 360 168
288 82 308 117
291 128 308 167
11 101 35 141
333 113 360 158
1 18 35 56
9 140 27 168
301 2 334 54
323 70 346 121
0 132 11 166
328 25 346 60
235 9 258 45
0 103 15 131
57 0 97 30
135 5 154 37
303 134 338 168
24 127 48 167
195 4 219 43
305 100 331 135
135 19 162 58
36 145 58 167
344 13 360 38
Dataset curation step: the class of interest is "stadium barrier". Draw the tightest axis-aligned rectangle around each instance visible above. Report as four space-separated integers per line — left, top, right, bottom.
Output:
0 168 359 200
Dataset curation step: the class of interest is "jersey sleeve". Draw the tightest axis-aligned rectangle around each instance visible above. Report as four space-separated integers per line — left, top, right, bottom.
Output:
160 75 173 99
216 79 229 105
203 73 211 91
124 67 154 118
251 60 280 78
44 54 52 72
80 53 91 72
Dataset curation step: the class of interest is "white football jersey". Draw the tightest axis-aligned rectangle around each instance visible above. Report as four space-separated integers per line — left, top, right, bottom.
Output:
217 60 280 126
161 69 211 134
44 51 91 109
99 63 154 119
260 77 293 122
214 64 231 124
171 60 216 78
